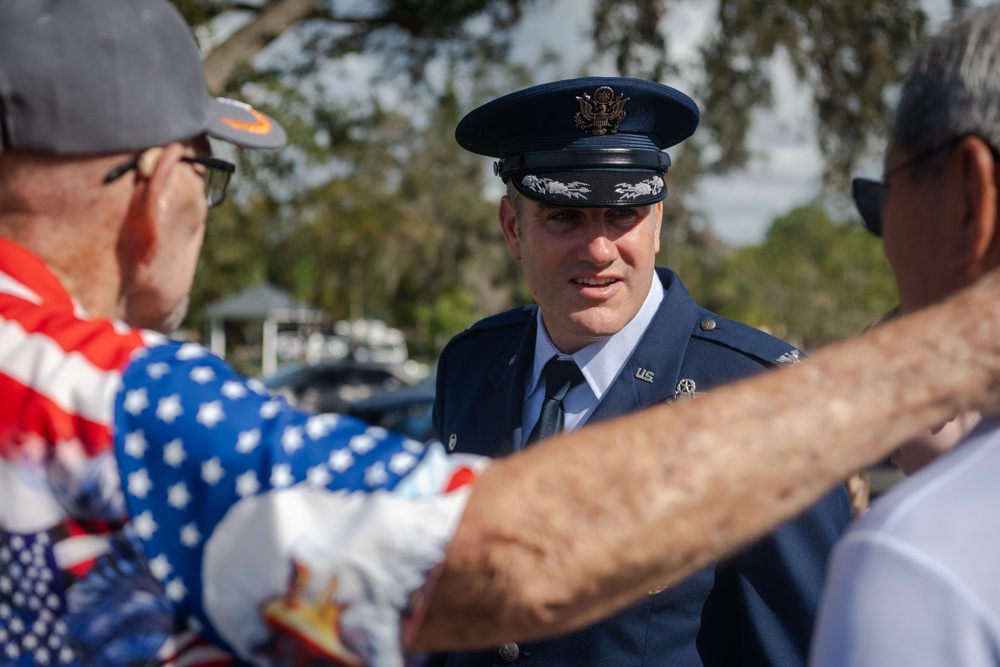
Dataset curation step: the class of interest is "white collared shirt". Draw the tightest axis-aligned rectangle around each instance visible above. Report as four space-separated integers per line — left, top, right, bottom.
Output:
517 276 665 450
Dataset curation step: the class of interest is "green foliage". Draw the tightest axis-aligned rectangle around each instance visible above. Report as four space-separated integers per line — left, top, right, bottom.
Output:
180 0 930 361
700 205 897 349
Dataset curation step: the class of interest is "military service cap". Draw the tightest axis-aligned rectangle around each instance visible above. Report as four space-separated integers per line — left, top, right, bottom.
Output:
455 77 699 206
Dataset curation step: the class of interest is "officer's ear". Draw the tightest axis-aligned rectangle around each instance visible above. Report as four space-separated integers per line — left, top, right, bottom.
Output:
499 195 522 261
652 201 663 254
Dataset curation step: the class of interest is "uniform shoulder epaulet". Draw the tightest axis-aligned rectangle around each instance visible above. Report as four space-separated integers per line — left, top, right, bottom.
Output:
447 305 537 345
690 310 803 366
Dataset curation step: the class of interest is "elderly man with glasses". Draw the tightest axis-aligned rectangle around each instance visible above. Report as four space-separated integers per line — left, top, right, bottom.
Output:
811 5 1000 666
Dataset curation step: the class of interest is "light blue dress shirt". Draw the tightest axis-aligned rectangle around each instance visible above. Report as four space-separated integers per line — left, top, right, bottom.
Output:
516 276 665 450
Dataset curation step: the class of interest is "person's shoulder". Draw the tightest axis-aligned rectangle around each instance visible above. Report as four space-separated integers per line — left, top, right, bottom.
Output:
443 305 537 350
687 308 802 368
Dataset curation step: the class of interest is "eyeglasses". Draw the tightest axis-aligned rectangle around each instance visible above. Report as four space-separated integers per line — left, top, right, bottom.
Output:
104 153 236 208
851 137 965 237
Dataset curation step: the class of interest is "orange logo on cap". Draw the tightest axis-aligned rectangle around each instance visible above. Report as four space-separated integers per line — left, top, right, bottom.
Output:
221 108 273 135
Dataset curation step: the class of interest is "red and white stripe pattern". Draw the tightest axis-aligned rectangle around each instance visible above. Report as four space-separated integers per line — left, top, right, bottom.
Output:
0 239 232 666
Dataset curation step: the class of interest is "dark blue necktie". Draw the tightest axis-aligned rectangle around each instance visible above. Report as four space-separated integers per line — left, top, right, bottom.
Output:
527 357 585 445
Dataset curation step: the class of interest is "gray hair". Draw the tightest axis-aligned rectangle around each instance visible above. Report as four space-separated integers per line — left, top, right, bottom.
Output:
505 181 524 235
893 5 1000 175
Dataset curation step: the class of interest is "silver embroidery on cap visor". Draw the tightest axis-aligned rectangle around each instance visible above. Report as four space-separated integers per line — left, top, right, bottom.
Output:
519 174 665 203
614 177 664 199
521 175 592 199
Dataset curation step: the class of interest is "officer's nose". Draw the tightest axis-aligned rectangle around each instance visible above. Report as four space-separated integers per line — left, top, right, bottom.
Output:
578 226 617 264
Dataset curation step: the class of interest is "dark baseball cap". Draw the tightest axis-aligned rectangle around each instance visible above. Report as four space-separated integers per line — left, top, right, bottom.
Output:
0 0 286 155
456 77 699 206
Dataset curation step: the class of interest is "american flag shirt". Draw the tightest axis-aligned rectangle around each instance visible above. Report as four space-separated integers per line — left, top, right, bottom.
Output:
0 239 486 667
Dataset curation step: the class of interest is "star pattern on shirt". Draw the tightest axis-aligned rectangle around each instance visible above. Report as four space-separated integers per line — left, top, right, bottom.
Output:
156 395 183 424
113 341 433 639
0 529 76 665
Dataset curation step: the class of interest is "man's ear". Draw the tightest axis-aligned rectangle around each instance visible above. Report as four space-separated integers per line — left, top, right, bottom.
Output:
652 201 663 254
119 143 184 266
955 136 1000 277
499 195 522 261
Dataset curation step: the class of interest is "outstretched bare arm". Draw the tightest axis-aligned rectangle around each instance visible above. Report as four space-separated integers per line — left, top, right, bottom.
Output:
413 268 1000 650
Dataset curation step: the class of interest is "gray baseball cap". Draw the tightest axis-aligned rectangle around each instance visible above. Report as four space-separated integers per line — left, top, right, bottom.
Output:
0 0 287 155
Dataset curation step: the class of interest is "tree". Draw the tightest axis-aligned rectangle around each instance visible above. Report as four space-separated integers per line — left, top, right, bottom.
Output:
703 206 897 349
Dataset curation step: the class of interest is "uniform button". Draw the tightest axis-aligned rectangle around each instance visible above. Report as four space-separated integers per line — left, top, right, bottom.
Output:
498 641 520 662
700 318 717 331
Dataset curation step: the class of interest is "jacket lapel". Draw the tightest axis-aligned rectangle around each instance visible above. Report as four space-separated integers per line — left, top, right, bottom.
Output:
588 268 699 425
473 314 538 456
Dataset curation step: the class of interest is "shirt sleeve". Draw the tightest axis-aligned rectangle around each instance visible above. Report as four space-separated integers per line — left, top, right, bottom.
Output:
113 341 488 667
809 530 999 667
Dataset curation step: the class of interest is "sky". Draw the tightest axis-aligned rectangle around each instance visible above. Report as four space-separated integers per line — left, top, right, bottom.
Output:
504 0 966 246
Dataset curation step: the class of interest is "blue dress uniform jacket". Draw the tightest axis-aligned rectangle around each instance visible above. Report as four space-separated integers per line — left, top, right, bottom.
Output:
430 268 850 667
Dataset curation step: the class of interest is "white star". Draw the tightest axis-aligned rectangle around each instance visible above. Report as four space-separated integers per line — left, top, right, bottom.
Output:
236 429 261 453
132 511 157 539
179 523 201 548
190 366 216 384
365 461 389 487
123 430 148 458
281 426 304 454
236 470 260 497
270 464 294 488
221 381 247 399
306 464 331 487
197 401 225 428
260 399 281 419
163 439 186 467
148 554 172 581
176 343 205 361
306 414 339 439
123 388 149 416
187 616 204 633
201 457 225 485
6 642 18 658
389 451 418 474
147 362 171 380
350 434 377 454
246 378 268 395
403 439 425 454
127 468 153 498
366 426 389 440
23 634 37 650
156 395 183 423
165 577 187 601
35 647 49 665
329 449 354 472
59 647 74 663
167 481 191 509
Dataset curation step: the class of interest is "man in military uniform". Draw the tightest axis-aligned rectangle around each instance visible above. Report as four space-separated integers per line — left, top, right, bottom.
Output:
431 77 850 666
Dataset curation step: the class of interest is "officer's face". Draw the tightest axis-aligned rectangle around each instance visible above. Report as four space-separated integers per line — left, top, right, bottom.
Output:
499 196 662 353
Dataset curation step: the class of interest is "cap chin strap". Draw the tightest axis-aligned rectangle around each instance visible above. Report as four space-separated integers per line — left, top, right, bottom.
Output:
494 148 671 177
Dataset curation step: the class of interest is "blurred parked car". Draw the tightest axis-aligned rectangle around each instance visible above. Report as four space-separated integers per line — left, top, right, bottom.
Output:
263 360 420 415
346 368 437 442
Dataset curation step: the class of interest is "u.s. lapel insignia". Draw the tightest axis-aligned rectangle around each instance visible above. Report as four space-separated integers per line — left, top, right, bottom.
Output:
634 367 655 383
575 86 629 135
448 433 458 451
675 378 697 399
508 354 517 366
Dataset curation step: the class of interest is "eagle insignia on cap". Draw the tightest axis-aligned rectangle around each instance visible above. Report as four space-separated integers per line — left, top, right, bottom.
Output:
575 86 629 135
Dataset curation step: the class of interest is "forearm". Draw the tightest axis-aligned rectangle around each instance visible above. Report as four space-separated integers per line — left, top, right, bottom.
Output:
413 274 999 650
